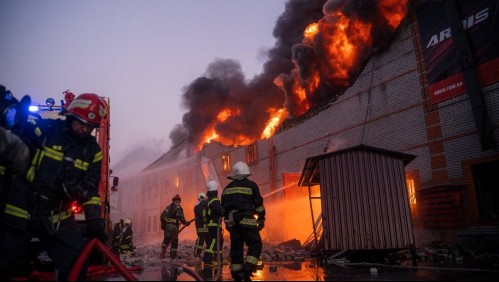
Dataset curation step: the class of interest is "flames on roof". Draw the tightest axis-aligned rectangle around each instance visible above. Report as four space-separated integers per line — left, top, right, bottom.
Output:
169 0 409 151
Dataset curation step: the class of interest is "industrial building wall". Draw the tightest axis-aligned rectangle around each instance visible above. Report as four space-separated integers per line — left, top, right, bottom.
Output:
116 153 208 242
120 2 499 247
199 13 499 248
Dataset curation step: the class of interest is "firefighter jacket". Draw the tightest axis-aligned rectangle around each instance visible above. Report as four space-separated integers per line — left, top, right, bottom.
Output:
194 199 208 234
0 127 29 174
28 118 102 233
206 190 223 228
221 178 265 229
161 203 187 229
120 225 134 253
111 222 123 251
1 118 45 231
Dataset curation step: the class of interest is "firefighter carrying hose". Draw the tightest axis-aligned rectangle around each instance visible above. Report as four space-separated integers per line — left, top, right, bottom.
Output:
0 92 108 281
159 194 190 259
203 180 224 267
193 192 208 259
221 161 266 281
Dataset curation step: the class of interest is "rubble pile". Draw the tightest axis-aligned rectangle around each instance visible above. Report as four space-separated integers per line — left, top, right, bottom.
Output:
121 237 312 269
119 238 499 274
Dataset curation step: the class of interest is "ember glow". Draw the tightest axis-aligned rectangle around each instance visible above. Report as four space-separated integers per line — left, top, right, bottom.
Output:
170 0 408 151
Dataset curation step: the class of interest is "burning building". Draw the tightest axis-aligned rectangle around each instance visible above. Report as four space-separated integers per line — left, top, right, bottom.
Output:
114 0 499 253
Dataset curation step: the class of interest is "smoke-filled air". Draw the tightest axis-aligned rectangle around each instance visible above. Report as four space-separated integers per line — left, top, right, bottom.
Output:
169 0 408 151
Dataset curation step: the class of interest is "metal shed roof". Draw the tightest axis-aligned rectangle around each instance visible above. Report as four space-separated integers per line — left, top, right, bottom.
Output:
298 145 416 187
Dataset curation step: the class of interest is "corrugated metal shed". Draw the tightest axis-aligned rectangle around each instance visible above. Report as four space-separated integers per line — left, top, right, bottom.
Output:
299 145 416 251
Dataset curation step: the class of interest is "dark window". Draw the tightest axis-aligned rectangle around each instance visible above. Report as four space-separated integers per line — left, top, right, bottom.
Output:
471 160 499 220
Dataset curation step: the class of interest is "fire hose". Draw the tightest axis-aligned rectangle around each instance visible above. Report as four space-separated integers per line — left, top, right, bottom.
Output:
162 261 205 281
67 238 138 281
159 218 205 281
213 217 223 281
161 218 195 253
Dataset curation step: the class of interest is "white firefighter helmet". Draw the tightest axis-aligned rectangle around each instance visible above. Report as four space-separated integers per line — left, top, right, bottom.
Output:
207 180 219 192
228 161 251 180
198 192 207 201
124 218 132 225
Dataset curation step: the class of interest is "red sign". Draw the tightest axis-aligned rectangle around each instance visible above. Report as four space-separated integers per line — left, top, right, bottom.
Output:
416 0 499 104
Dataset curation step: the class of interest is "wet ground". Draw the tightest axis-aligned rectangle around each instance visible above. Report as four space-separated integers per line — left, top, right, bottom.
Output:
89 240 499 281
92 259 499 281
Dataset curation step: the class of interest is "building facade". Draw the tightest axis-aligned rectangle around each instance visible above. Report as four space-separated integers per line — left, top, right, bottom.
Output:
116 0 499 250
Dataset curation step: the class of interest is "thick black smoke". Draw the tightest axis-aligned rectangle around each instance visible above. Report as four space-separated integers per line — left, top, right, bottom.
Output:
169 0 326 148
169 0 406 148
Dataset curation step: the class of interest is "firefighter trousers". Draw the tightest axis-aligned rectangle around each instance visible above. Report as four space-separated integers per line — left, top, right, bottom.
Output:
162 224 180 259
202 227 223 264
228 224 262 279
194 231 208 257
0 224 31 281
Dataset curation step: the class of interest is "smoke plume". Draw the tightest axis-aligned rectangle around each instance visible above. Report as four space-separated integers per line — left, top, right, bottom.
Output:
169 0 407 150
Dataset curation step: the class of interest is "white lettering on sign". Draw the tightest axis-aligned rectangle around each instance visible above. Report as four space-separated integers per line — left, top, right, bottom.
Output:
433 81 464 96
426 7 489 49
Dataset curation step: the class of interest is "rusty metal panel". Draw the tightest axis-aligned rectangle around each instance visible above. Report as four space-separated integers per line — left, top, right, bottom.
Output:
318 147 415 251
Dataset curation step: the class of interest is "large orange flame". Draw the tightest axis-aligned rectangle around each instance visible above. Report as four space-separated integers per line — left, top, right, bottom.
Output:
194 1 408 151
261 108 288 139
380 0 408 28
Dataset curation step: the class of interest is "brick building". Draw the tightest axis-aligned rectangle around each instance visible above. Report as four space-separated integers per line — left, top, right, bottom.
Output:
116 0 499 251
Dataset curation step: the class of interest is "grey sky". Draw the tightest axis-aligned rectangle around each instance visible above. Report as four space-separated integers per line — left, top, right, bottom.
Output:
0 0 286 163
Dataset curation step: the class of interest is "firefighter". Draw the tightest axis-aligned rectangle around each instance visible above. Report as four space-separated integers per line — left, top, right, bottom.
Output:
193 192 208 259
203 180 224 267
0 87 33 281
120 218 135 257
111 219 124 257
221 161 266 281
159 194 190 259
0 85 29 174
1 93 107 281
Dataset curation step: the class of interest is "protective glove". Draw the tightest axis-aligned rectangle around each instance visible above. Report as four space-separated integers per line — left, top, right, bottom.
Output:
85 219 108 242
257 219 265 231
0 127 29 174
62 179 90 202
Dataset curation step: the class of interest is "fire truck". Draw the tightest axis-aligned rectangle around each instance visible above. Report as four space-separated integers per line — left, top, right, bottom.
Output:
28 91 117 264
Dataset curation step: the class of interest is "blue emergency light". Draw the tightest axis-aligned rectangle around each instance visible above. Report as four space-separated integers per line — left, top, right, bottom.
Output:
29 105 39 112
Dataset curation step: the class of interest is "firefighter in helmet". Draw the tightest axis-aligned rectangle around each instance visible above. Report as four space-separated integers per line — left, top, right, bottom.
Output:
120 218 135 257
221 161 265 281
159 194 190 259
203 180 224 267
193 192 208 259
2 93 107 281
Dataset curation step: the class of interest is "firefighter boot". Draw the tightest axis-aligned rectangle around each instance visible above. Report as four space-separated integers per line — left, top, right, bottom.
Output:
242 263 255 281
232 271 251 282
159 246 166 259
170 249 177 259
